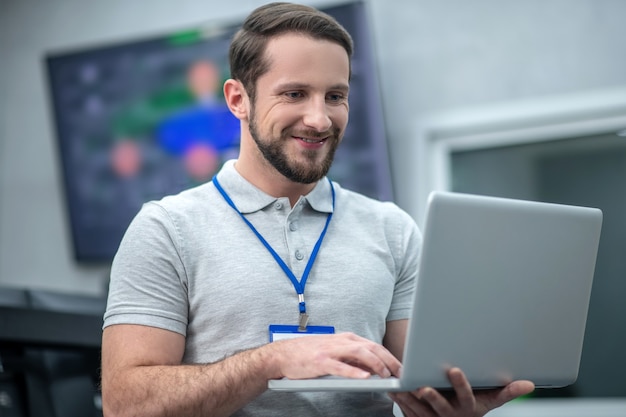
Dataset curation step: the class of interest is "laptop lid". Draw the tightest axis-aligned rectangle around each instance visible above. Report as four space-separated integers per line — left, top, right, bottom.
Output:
269 192 602 392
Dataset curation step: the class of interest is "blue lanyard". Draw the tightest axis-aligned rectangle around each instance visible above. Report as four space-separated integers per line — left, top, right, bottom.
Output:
212 175 335 328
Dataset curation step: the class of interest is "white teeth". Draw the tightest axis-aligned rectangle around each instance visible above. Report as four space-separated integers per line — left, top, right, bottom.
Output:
299 137 324 143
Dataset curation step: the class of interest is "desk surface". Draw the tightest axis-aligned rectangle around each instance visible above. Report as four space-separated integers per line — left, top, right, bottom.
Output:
487 398 626 417
0 306 102 349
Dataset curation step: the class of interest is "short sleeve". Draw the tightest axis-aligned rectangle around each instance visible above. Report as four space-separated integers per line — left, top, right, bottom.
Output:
386 208 422 322
103 202 189 335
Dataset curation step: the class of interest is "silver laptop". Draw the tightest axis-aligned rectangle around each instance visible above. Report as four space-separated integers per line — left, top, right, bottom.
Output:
268 191 602 392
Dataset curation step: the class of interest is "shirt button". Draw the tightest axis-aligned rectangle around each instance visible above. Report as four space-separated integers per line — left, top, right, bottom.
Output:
274 202 283 210
289 222 298 231
295 250 304 260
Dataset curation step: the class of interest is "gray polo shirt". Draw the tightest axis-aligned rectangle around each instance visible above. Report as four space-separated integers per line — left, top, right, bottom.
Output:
104 159 421 416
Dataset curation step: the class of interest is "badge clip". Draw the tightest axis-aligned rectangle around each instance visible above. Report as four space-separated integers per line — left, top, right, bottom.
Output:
298 313 309 331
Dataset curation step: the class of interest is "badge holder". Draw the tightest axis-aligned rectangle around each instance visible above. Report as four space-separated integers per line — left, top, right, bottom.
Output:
269 324 335 342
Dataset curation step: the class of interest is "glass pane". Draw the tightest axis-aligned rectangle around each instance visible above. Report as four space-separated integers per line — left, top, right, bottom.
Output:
451 132 626 398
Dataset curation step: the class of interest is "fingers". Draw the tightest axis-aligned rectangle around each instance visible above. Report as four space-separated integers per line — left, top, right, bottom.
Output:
448 368 476 410
334 333 402 378
340 334 401 378
414 386 456 416
475 379 535 412
392 367 536 417
424 368 533 416
272 332 402 380
322 358 372 379
389 391 437 417
394 368 473 416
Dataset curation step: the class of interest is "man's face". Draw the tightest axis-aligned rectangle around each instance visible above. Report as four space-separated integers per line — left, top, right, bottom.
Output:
247 33 350 184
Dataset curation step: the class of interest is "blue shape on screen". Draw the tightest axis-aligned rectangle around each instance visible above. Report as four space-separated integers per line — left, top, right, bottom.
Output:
158 103 240 155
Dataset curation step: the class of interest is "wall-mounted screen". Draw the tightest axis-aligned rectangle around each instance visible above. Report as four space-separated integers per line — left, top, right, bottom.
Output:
46 1 393 263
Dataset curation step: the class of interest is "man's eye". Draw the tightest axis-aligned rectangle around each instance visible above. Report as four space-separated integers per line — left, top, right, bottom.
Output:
327 93 346 103
285 91 303 99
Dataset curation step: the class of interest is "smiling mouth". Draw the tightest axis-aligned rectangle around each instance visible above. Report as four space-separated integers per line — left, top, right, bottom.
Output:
295 136 327 144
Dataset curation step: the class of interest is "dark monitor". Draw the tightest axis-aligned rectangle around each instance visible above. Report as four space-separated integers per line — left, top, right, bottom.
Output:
45 1 393 263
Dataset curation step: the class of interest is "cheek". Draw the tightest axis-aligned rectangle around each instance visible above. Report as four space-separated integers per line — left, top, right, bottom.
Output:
331 105 350 130
263 106 302 131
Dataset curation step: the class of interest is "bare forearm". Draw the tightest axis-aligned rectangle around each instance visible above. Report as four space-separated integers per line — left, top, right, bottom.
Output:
103 345 277 417
102 329 402 417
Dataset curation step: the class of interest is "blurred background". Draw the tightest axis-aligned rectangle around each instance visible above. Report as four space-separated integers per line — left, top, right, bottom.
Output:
1 0 626 416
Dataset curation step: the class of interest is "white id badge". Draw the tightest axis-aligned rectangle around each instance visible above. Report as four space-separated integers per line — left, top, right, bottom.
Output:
269 325 335 342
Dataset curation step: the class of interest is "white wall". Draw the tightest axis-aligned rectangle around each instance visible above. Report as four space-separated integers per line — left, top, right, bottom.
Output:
2 0 626 296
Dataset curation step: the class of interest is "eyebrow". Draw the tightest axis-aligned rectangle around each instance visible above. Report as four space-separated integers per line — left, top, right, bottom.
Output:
275 82 350 92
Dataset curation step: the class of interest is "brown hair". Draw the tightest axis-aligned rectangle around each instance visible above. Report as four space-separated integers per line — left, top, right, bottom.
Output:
229 2 353 102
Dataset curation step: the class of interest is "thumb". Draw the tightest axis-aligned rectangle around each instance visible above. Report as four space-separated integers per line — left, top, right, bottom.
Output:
478 380 535 412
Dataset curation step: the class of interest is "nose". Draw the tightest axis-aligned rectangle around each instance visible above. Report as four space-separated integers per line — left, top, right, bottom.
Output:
302 96 332 132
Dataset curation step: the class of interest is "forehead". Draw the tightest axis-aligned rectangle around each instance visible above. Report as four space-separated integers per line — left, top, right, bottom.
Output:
260 33 350 89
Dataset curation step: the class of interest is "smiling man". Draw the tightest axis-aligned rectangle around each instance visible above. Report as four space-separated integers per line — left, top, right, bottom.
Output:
101 3 533 417
227 20 350 201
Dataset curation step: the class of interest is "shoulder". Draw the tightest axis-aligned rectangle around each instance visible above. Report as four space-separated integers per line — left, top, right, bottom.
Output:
136 181 220 225
119 182 225 251
330 182 422 255
332 182 417 229
151 181 216 213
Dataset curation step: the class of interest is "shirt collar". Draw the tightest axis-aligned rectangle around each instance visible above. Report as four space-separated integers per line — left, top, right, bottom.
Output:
214 160 334 214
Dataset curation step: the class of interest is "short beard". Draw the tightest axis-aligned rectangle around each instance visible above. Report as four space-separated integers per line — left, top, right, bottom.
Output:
249 107 340 184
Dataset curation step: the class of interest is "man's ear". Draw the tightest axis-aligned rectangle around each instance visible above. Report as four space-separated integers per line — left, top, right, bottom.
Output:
223 79 249 121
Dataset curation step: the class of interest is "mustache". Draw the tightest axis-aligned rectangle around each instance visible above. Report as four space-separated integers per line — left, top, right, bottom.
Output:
284 127 342 140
